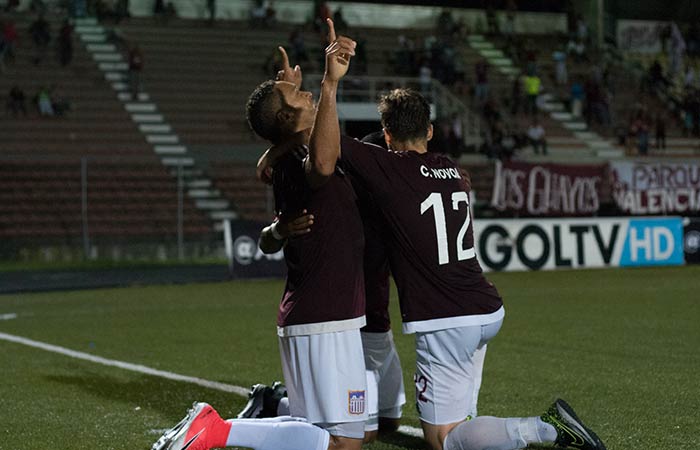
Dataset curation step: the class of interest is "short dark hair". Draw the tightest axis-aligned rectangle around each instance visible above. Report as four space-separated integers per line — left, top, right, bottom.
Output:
378 88 430 143
246 80 285 143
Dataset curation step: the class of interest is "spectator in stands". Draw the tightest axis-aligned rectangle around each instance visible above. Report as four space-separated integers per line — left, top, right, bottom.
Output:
576 14 588 44
474 57 489 104
485 1 499 35
249 0 265 28
29 13 50 65
116 0 130 23
128 43 144 99
154 0 166 17
58 18 74 67
353 36 367 75
262 45 284 78
655 111 666 150
49 84 71 116
570 77 584 117
6 85 27 117
105 26 128 51
206 0 216 26
684 64 696 89
647 59 667 92
584 74 610 127
0 23 8 73
29 0 46 14
4 0 19 13
682 89 699 137
153 0 176 24
524 72 541 116
510 72 523 115
419 60 432 98
1 18 18 71
265 1 277 26
630 111 650 156
687 22 700 57
289 28 311 68
312 0 331 34
669 22 686 79
393 34 415 76
35 86 54 116
553 49 567 85
332 7 348 34
503 0 517 40
449 113 466 156
566 36 586 63
436 9 455 39
527 118 548 155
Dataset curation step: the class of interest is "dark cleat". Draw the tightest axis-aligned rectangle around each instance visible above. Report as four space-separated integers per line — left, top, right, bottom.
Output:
262 381 287 417
236 384 269 419
541 399 607 450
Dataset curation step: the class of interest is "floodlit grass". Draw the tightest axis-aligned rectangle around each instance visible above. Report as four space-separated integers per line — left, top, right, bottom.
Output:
1 266 699 449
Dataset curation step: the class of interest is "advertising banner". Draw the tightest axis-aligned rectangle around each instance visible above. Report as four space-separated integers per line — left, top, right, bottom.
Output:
223 217 686 277
616 20 666 53
684 218 700 264
490 160 605 216
474 216 684 272
609 161 700 215
224 220 286 279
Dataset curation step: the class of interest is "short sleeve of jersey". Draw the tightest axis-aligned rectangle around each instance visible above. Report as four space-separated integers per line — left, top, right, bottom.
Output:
339 135 391 195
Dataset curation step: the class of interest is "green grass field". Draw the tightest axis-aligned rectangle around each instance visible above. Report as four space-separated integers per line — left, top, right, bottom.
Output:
1 266 699 450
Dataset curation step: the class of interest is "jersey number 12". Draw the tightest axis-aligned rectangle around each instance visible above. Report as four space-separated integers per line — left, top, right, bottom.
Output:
420 192 475 265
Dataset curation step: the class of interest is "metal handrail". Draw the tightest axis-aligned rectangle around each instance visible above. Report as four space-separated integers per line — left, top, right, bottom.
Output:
303 74 481 145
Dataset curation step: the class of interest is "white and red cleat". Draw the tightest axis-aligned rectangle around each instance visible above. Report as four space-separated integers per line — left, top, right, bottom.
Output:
152 402 227 450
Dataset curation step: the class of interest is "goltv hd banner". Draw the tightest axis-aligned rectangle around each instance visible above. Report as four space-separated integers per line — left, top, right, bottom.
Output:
474 216 685 272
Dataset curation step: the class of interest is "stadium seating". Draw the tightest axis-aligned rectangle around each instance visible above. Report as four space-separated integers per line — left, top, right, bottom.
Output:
0 159 212 240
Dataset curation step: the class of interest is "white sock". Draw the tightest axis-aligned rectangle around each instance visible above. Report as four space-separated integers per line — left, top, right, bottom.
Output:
277 397 290 416
225 418 330 450
443 416 556 450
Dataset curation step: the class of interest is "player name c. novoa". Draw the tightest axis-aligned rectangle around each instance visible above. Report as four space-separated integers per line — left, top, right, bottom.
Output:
420 165 462 180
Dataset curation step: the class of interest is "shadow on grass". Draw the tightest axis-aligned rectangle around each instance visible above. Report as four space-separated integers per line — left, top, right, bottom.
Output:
376 431 427 450
44 370 247 420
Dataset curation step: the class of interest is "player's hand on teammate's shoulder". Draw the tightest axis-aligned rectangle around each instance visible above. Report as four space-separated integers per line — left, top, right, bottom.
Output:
323 18 356 82
257 130 310 185
278 210 315 238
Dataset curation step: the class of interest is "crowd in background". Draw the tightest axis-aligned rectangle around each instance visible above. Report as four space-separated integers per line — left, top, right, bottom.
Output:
3 0 700 159
1 9 74 118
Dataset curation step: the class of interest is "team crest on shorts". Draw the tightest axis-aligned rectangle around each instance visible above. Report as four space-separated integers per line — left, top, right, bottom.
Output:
348 390 365 415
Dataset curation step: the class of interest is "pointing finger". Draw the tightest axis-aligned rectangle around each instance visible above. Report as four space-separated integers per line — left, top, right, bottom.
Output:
327 18 336 43
278 46 290 69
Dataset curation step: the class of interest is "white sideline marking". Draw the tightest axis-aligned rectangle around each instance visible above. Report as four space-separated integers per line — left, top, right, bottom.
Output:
0 331 425 438
0 313 17 321
0 331 249 396
398 425 424 437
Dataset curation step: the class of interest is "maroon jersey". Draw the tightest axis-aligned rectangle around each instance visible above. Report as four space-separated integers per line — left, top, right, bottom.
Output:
353 176 392 333
340 136 503 333
272 146 366 336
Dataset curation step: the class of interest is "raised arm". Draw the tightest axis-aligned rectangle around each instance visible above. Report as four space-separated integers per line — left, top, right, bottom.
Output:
306 19 356 188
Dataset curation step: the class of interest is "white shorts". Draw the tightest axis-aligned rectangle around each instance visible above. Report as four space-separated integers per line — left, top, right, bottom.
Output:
414 319 503 425
279 328 368 438
361 331 406 425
